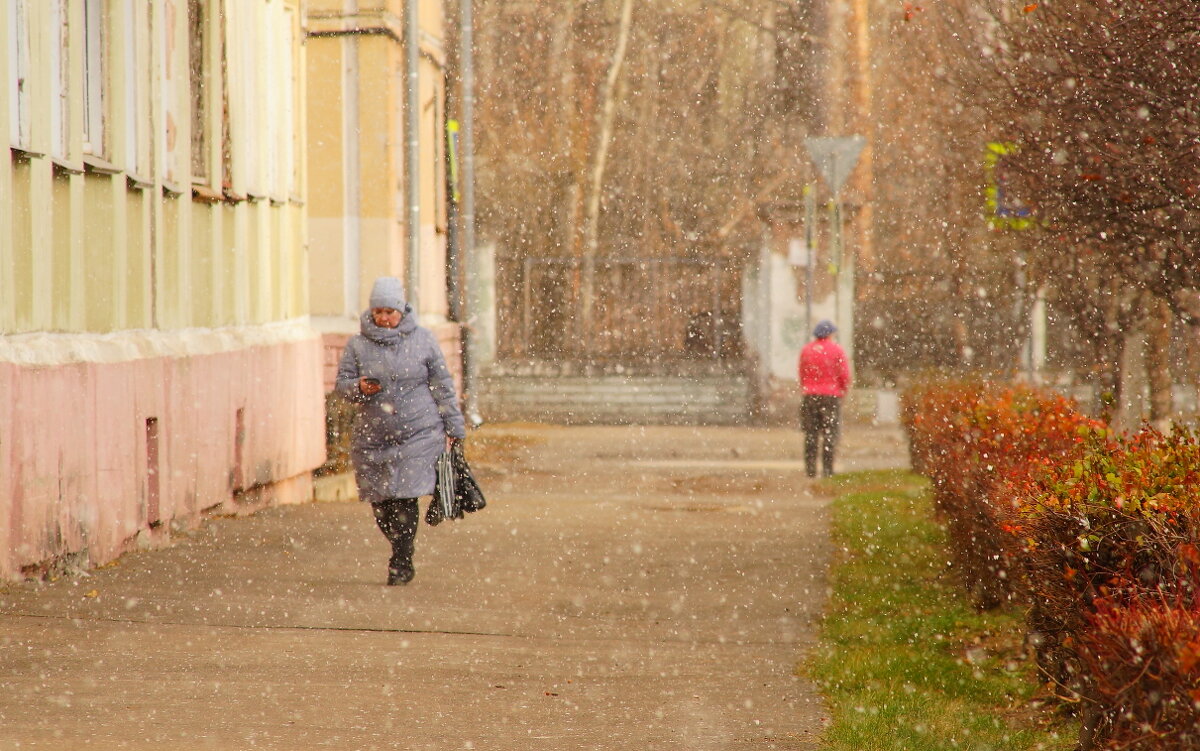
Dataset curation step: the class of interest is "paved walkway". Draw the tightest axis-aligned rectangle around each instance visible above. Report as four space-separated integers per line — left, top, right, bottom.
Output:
0 422 908 750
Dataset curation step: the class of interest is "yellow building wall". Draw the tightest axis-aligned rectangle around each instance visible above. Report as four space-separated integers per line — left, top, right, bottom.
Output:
0 0 308 336
305 0 454 326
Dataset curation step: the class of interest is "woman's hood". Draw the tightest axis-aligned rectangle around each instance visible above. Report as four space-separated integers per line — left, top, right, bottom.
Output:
360 305 417 343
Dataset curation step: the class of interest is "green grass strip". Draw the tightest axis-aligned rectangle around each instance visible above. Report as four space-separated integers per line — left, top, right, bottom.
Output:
805 470 1071 751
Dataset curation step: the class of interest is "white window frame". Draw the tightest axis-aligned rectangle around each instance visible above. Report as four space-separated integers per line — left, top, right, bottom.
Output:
82 0 105 156
280 7 296 199
223 3 238 192
160 0 179 184
238 1 261 196
265 1 279 197
286 8 299 197
7 0 30 150
122 0 143 175
50 0 68 159
223 2 261 197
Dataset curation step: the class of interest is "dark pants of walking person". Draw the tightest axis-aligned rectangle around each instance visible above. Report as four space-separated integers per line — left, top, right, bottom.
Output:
801 395 841 478
372 497 419 585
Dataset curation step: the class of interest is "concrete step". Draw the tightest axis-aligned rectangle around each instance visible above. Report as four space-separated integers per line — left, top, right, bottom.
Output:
476 374 753 425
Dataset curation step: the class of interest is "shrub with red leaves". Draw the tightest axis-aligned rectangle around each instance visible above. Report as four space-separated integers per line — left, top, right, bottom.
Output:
900 379 991 477
1015 426 1200 748
902 379 1100 608
1077 598 1200 751
904 381 1200 749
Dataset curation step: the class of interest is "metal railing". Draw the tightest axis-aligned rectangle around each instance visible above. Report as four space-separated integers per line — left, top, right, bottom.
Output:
507 257 742 362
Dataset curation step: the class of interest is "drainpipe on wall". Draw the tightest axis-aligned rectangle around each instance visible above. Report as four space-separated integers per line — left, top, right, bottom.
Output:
343 16 362 318
405 0 421 314
459 0 480 423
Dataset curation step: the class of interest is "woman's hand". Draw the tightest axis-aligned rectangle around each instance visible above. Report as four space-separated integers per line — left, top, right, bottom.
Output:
359 377 383 396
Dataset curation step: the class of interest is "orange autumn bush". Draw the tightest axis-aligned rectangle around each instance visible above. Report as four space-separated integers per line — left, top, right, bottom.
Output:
1012 427 1200 748
904 380 1200 749
1077 597 1200 751
902 379 1099 608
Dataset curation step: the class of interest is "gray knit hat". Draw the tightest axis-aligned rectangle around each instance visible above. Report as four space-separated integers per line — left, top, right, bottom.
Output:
368 277 406 310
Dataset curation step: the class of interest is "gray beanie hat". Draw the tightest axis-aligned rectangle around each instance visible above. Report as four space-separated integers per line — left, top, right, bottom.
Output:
813 319 836 339
368 277 406 310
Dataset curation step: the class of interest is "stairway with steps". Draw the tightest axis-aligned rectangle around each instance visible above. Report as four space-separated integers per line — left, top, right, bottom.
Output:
475 362 754 425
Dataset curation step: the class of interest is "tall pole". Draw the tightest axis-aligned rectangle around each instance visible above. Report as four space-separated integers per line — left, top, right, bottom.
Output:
460 0 480 421
804 183 816 339
835 195 855 373
831 169 855 373
830 196 841 326
343 2 361 317
849 0 874 274
405 0 421 313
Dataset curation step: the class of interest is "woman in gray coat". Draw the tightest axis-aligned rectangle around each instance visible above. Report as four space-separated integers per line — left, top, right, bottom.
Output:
335 277 467 585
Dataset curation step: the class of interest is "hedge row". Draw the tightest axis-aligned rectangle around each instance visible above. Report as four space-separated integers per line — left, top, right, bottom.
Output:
901 380 1100 608
901 380 1200 750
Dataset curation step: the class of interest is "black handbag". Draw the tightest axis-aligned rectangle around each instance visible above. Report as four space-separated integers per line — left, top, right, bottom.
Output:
426 442 487 526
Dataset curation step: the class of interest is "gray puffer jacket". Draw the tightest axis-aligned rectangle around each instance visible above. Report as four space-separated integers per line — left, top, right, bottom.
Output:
335 308 466 502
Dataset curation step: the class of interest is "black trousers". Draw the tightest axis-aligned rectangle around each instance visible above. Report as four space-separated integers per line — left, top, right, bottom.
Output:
371 497 419 573
801 395 841 477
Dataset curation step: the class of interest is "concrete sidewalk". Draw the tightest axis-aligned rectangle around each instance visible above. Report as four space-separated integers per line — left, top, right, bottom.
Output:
0 423 908 750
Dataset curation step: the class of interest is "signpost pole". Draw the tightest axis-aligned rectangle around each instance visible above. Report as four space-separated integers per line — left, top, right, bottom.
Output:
804 136 865 367
804 184 815 339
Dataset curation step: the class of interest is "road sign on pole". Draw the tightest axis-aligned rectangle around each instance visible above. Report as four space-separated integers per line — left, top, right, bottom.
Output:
805 136 865 374
805 136 865 197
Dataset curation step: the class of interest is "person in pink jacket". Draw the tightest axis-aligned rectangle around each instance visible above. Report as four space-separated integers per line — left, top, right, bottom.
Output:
798 320 851 477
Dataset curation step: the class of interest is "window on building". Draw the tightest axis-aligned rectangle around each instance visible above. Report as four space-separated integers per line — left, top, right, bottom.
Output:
122 0 145 176
265 2 279 196
160 0 180 184
187 0 206 181
266 2 296 199
221 7 232 193
221 1 270 198
82 0 106 156
234 3 260 196
7 0 30 150
50 0 68 159
284 8 298 197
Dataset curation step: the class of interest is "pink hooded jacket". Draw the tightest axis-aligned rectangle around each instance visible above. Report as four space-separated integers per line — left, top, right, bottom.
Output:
798 338 851 397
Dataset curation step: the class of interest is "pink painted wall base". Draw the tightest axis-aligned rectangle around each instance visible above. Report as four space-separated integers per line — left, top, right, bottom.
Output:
0 335 326 581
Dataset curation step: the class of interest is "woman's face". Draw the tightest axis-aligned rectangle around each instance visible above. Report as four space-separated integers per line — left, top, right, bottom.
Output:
371 307 402 329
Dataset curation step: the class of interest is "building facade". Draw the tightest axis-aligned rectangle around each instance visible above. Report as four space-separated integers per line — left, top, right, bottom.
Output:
0 0 324 579
305 0 462 391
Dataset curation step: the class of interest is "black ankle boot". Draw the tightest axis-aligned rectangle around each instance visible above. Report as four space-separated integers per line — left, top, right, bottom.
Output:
387 556 414 585
373 498 419 585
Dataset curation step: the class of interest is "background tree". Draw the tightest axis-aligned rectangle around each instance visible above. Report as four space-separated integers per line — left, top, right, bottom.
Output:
871 0 1199 421
988 0 1200 420
858 2 1025 381
473 0 821 363
994 2 1200 321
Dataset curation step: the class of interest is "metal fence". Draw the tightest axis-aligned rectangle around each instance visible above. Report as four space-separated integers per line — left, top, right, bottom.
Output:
505 257 742 362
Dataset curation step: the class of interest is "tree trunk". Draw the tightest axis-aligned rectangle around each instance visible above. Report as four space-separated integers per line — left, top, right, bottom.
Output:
549 2 578 258
580 0 635 333
1076 693 1105 751
1146 294 1174 428
848 0 874 273
1093 277 1131 425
